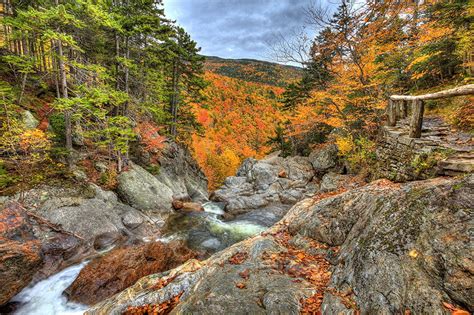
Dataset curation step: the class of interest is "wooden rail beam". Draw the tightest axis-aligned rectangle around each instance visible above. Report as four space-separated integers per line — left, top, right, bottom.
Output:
387 84 474 138
390 84 474 101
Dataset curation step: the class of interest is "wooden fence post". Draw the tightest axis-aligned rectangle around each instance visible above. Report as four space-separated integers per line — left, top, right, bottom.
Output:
387 99 397 126
409 100 424 138
401 100 408 118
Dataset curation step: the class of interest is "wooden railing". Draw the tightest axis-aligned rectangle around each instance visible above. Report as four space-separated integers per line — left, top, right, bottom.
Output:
387 84 474 138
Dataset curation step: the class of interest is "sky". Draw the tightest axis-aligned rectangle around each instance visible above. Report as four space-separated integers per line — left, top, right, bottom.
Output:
163 0 319 63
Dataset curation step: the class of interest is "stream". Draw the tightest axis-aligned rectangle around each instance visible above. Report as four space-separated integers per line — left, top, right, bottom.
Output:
10 202 270 315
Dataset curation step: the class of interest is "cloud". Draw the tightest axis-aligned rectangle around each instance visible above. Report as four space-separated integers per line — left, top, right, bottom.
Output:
163 0 315 62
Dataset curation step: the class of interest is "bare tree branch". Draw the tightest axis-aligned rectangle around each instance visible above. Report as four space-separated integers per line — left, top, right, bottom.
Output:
266 27 312 67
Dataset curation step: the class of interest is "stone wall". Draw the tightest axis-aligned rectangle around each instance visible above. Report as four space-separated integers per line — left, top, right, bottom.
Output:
376 126 445 182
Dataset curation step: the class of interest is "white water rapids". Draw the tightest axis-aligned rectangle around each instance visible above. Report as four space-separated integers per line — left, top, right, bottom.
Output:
12 263 88 315
9 202 267 315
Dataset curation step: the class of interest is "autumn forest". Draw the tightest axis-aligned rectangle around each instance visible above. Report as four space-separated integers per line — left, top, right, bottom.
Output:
0 1 473 314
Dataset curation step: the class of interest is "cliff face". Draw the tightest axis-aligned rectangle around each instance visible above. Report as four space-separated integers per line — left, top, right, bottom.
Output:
87 175 473 314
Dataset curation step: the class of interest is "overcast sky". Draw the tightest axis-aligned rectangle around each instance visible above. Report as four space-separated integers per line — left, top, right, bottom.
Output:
163 0 319 63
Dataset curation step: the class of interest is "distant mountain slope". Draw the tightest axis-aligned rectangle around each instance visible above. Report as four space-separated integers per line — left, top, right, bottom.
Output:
204 56 302 87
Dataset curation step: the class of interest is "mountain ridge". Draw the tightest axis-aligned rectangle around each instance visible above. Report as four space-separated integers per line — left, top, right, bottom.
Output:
203 55 303 87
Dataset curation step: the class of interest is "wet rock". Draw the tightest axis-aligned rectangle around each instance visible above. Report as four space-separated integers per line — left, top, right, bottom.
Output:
172 200 204 212
0 203 42 305
92 231 122 250
308 143 339 172
37 233 87 279
200 238 221 250
65 241 196 305
121 211 144 229
180 202 204 212
212 154 317 220
89 175 473 314
117 163 174 212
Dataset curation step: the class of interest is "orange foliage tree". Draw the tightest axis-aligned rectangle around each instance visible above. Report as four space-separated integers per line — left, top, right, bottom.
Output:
191 72 284 189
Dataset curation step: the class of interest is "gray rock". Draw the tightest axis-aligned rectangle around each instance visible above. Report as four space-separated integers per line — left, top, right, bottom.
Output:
121 210 144 229
321 293 353 315
22 110 39 129
279 189 304 204
117 162 173 212
308 144 339 172
223 176 248 187
151 142 209 203
200 238 221 250
88 175 472 314
72 122 84 146
13 184 156 249
226 193 270 211
320 172 348 192
211 154 317 218
94 162 108 173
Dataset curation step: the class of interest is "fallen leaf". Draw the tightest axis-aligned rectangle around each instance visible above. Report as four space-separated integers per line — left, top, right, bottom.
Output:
408 249 419 258
239 269 250 279
236 282 246 289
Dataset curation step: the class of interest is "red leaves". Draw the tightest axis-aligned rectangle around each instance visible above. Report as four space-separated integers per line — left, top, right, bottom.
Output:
135 122 166 159
262 229 336 314
300 293 324 315
235 282 246 289
442 302 470 315
123 292 183 315
239 269 250 280
151 275 177 291
228 251 249 265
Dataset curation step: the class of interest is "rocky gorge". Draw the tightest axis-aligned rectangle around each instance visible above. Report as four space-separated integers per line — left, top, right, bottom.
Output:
0 141 472 314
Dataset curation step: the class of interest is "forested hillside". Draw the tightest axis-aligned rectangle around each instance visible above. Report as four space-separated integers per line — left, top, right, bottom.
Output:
191 71 284 189
204 55 302 87
0 0 205 193
276 1 473 174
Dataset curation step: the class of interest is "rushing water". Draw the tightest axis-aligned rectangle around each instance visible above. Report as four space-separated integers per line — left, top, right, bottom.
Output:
12 263 88 315
162 202 268 252
8 202 268 315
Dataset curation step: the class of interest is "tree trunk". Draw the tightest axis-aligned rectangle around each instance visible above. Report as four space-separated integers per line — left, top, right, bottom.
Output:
123 36 129 116
170 59 179 138
54 0 72 165
17 71 27 105
401 100 408 118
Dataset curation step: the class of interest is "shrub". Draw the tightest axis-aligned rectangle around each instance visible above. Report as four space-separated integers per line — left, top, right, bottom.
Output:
0 161 15 190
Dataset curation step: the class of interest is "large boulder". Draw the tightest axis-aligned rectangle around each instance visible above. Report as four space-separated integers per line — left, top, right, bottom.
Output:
133 142 209 203
0 203 42 305
4 184 157 250
65 241 196 305
88 175 473 314
288 176 474 314
117 163 174 213
22 110 39 129
308 143 339 172
212 154 317 220
0 202 89 306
